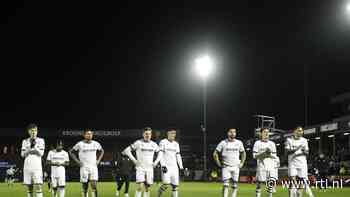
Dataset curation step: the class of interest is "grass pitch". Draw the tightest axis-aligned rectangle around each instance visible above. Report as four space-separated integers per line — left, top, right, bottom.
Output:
0 182 349 197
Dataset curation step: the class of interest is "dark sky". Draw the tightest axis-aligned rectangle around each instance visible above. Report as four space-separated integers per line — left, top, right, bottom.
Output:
1 1 350 138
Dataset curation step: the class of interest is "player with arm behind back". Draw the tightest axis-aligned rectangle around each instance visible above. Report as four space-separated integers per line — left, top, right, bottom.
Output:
123 127 162 197
47 140 69 197
69 129 104 197
213 128 246 197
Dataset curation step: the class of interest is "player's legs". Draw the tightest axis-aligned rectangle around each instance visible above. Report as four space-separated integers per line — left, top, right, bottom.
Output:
57 186 65 197
288 166 298 197
32 170 44 197
81 182 89 197
266 171 275 197
51 177 58 197
135 182 145 197
48 178 52 192
6 175 9 186
272 169 278 193
90 166 99 197
57 176 66 197
231 167 240 197
124 174 130 196
135 170 146 197
221 167 231 197
157 184 169 197
171 184 178 197
170 169 180 197
144 170 154 197
298 167 313 197
80 167 89 197
24 170 34 197
90 180 98 197
7 176 11 186
115 175 124 196
33 184 43 197
255 169 267 197
158 168 171 197
144 183 151 197
255 181 262 197
25 184 34 197
116 175 124 191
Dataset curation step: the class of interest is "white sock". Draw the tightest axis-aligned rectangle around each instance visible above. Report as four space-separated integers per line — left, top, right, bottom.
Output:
135 191 142 197
171 190 178 197
272 187 277 193
297 189 303 197
59 188 65 197
27 192 33 197
82 192 88 197
223 186 229 197
125 194 129 197
143 191 149 197
289 187 297 197
116 190 119 197
305 186 314 197
267 192 272 197
256 189 261 197
231 189 237 197
36 192 43 197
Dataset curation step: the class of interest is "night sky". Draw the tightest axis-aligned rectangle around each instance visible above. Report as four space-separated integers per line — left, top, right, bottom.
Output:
1 1 350 138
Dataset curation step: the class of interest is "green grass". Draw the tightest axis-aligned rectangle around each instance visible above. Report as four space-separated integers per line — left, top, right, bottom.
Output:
0 182 349 197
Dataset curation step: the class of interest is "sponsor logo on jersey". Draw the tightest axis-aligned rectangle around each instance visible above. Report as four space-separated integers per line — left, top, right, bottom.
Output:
141 148 154 152
165 148 177 152
225 148 239 151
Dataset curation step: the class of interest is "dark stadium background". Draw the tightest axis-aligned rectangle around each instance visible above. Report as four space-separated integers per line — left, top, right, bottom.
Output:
1 0 350 182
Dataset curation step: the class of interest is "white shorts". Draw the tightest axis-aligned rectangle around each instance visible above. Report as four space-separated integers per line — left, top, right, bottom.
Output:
256 168 278 182
51 176 66 187
222 166 240 182
23 169 43 185
80 166 98 183
136 168 154 185
162 167 179 186
288 166 308 179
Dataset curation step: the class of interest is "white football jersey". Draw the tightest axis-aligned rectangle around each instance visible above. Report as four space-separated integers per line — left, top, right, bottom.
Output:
159 139 180 168
21 137 45 170
72 140 102 167
46 150 69 178
131 139 159 170
215 139 245 167
253 140 277 171
285 137 309 168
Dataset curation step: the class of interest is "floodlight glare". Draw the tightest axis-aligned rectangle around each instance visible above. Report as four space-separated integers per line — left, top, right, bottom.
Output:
195 55 214 79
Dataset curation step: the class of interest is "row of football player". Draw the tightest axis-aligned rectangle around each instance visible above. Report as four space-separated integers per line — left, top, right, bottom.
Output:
212 127 315 197
21 123 314 197
21 124 182 197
